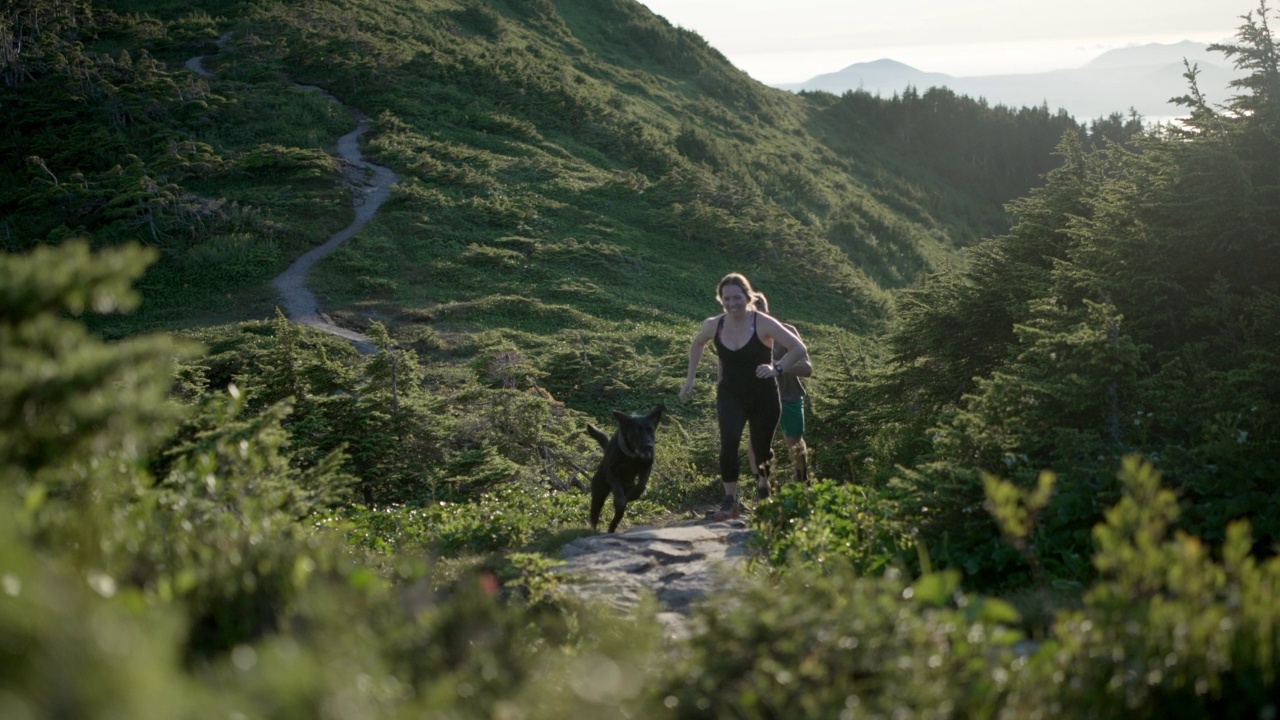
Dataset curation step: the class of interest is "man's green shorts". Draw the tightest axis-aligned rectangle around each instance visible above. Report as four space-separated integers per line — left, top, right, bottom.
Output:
780 397 805 438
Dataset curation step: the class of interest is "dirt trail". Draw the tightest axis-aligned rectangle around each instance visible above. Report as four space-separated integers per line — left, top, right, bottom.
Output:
188 36 398 354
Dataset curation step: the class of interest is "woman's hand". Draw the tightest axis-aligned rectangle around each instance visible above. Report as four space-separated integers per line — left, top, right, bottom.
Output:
679 378 696 402
755 363 781 379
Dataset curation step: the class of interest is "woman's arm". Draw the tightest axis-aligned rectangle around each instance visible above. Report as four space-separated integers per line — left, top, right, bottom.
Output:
679 317 718 402
777 323 812 377
756 315 809 378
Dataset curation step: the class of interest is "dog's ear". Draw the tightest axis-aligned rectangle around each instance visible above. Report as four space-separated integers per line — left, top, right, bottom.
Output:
647 404 665 424
611 409 630 424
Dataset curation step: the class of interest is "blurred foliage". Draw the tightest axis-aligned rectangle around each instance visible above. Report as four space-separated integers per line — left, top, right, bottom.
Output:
753 480 915 575
658 562 1023 718
0 239 675 718
1000 457 1280 717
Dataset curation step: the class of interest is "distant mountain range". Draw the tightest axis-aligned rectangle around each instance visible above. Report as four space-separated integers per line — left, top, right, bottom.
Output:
775 41 1246 123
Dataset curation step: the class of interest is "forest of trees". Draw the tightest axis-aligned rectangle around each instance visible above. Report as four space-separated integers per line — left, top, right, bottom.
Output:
827 25 1280 586
4 0 1280 716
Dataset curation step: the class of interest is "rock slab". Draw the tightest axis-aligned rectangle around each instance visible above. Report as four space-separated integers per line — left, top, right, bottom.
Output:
555 518 755 640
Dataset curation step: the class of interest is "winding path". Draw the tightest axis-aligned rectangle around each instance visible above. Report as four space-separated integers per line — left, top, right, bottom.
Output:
188 36 398 354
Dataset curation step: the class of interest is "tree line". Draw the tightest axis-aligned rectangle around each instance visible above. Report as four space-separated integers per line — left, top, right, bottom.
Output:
819 1 1280 588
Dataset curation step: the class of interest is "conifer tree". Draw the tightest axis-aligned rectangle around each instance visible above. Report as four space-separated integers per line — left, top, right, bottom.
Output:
853 1 1280 582
0 240 188 562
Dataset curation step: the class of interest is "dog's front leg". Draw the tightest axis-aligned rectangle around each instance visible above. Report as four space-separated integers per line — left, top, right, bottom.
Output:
629 465 653 501
589 473 610 532
607 498 627 533
605 471 631 533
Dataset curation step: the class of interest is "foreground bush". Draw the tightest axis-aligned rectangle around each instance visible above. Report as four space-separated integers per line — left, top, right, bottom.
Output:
655 456 1280 718
753 480 915 574
0 240 669 718
657 562 1023 718
1001 457 1280 718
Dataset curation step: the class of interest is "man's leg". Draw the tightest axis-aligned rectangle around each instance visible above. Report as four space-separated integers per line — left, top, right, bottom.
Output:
780 398 807 483
786 435 809 484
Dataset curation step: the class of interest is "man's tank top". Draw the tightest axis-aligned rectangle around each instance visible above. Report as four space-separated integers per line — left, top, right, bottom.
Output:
714 312 772 385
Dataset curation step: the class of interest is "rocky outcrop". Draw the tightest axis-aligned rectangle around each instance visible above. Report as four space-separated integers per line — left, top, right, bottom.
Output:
555 518 757 640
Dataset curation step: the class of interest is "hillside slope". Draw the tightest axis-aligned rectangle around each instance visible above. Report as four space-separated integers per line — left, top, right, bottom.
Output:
3 0 1085 342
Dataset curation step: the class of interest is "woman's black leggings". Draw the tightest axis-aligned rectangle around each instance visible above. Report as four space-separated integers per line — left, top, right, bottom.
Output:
716 379 780 486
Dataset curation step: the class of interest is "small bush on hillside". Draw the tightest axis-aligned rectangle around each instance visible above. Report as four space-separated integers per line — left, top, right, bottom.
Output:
453 4 503 39
657 563 1023 718
753 480 914 575
1002 456 1280 717
328 482 602 556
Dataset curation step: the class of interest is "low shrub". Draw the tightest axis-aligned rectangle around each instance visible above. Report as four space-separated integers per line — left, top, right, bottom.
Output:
1001 457 1280 717
753 480 915 575
657 563 1023 719
330 482 609 556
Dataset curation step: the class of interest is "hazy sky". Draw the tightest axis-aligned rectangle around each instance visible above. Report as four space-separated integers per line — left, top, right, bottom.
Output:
636 0 1261 84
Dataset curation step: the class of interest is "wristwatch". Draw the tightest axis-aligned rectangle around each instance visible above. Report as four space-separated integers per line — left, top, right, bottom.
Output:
773 362 784 376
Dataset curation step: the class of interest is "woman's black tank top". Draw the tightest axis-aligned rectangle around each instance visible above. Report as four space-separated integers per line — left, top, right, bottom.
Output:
715 312 772 384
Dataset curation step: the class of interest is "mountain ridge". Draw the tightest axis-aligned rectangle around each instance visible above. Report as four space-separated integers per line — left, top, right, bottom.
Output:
778 41 1245 121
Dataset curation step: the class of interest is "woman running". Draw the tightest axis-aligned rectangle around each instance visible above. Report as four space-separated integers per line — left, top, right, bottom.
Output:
679 273 809 520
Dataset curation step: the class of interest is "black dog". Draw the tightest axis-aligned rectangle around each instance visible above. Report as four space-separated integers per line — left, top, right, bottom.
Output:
587 405 664 533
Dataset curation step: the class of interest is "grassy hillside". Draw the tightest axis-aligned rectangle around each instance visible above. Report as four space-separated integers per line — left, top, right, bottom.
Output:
0 0 1106 552
0 0 1098 480
5 0 1085 341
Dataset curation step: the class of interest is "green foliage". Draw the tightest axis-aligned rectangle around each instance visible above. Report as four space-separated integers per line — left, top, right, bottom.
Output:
3 0 1080 460
332 483 597 556
806 84 1099 248
983 470 1055 567
1003 457 1280 717
127 389 355 658
905 300 1147 583
753 480 914 575
878 130 1102 421
0 5 354 332
13 3 1280 718
504 551 568 606
195 0 1066 335
15 165 1280 720
980 470 1086 636
2 0 1095 339
0 229 677 720
657 562 1022 718
0 505 219 719
835 5 1280 588
0 240 192 563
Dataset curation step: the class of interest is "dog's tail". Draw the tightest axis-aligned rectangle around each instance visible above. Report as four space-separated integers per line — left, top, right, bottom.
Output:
586 424 610 450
